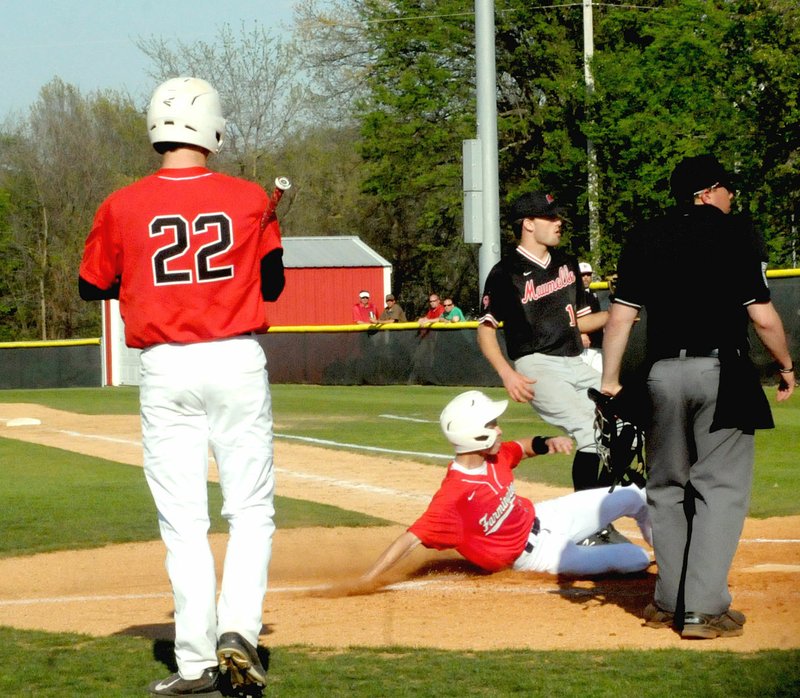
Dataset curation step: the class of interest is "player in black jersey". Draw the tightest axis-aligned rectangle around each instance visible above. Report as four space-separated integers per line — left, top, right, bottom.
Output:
477 192 612 495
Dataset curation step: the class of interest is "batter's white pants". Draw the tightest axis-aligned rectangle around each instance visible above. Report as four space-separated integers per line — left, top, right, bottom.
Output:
512 486 652 575
514 353 601 452
140 337 275 680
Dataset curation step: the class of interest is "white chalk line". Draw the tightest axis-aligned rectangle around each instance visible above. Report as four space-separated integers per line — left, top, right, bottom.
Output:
274 432 450 460
274 468 430 501
4 568 800 609
9 425 429 503
34 425 451 461
379 414 437 424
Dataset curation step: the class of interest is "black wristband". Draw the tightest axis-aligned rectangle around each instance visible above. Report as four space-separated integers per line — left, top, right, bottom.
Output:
532 436 550 455
778 364 794 374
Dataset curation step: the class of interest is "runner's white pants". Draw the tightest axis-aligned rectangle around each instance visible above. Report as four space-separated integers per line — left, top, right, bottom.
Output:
140 337 275 679
513 485 652 575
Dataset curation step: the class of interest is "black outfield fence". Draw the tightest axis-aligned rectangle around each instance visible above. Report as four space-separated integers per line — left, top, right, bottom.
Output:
0 340 101 390
1 276 797 390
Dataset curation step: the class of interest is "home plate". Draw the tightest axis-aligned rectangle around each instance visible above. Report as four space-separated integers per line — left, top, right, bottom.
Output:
742 564 800 573
5 417 42 427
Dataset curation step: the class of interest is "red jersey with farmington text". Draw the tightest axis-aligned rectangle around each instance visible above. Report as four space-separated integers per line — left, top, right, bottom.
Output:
479 247 591 360
408 441 536 572
80 167 282 348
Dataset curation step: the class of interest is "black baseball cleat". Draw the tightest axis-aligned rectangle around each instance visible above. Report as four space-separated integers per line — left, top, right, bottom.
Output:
579 523 632 546
148 667 222 696
217 632 267 687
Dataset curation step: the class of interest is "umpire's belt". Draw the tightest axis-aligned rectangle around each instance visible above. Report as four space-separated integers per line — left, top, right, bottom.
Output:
523 517 541 554
656 348 719 360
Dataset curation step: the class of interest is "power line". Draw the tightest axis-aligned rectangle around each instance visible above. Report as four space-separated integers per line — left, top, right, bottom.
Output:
321 2 661 29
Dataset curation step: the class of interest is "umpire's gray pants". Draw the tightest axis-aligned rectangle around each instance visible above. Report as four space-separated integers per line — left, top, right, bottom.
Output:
646 357 754 616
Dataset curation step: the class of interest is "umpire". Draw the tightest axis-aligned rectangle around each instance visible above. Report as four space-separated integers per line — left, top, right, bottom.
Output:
601 154 795 639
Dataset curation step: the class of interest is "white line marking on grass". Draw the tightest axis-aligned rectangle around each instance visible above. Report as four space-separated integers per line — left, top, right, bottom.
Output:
42 427 450 462
379 414 437 424
274 432 450 460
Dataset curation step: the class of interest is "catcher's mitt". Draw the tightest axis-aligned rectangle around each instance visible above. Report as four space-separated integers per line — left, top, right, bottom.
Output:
588 387 647 490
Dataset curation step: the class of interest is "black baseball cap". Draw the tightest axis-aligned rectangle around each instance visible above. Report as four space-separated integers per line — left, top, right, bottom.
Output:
510 192 561 221
669 154 734 201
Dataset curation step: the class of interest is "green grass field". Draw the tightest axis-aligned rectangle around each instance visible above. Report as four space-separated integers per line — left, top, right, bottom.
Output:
2 384 798 517
0 385 798 696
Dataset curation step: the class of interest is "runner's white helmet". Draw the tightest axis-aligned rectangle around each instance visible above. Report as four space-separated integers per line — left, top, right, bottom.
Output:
440 390 508 454
146 77 226 154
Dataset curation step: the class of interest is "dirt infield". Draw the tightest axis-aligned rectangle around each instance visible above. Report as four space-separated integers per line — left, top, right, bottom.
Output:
0 403 798 652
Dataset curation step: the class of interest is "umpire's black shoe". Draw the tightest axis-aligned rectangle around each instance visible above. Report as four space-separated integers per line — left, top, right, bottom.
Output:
217 632 267 687
148 667 222 696
642 602 674 629
680 609 746 639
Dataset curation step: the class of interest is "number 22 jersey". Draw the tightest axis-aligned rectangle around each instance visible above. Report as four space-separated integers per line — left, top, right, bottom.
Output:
80 167 282 348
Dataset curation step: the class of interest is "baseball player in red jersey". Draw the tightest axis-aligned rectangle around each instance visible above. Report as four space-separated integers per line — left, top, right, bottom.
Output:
359 391 652 586
79 78 282 697
477 194 617 505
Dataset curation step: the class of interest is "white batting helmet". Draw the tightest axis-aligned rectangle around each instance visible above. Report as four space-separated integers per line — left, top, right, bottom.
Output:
146 77 226 154
440 390 508 454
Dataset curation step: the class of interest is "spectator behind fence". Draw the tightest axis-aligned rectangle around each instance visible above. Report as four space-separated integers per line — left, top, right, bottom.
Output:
441 298 465 323
352 290 379 324
418 293 445 327
379 294 407 323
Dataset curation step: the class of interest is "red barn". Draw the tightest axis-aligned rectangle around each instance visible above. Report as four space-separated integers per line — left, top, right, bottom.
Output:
265 236 394 326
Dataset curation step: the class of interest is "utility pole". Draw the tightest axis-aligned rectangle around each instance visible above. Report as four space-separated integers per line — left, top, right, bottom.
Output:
583 0 601 268
469 0 501 297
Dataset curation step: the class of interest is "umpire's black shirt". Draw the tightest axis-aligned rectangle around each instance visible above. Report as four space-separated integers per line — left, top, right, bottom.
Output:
613 204 773 431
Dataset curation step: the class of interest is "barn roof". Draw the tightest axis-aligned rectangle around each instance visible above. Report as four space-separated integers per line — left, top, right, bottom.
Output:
282 236 391 269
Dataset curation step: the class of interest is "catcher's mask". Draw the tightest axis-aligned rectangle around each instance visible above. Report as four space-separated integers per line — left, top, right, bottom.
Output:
588 387 647 490
440 390 508 454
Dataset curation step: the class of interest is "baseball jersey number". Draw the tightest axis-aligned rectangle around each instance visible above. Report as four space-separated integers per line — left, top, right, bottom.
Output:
565 304 577 327
150 214 234 286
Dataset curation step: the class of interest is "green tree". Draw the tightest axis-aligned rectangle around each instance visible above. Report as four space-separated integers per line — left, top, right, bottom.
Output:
587 0 800 270
137 22 310 184
0 81 152 339
350 0 480 314
273 123 378 241
493 1 591 255
724 0 800 266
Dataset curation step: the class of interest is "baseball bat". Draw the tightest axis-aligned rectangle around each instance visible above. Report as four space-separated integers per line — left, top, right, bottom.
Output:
265 176 292 221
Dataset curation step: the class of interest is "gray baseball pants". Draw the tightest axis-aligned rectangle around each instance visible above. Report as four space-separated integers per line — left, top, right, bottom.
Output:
646 357 754 616
514 353 600 452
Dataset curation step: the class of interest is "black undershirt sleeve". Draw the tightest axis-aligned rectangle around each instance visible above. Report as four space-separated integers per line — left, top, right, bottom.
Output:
78 275 120 301
260 248 285 302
